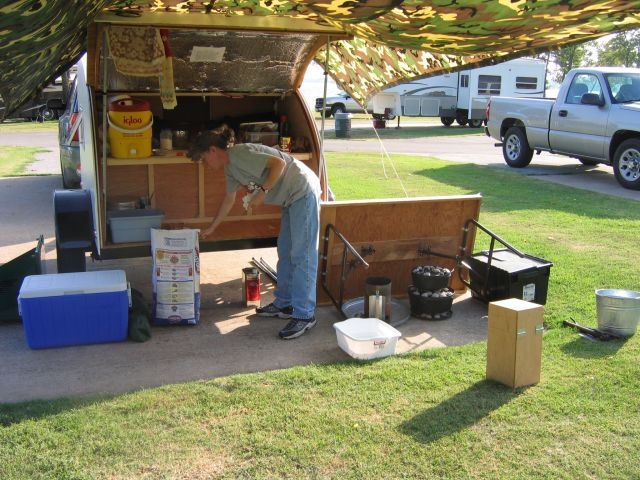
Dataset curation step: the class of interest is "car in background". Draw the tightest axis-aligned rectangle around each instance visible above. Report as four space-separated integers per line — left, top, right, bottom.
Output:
314 91 372 117
57 76 81 189
0 72 74 122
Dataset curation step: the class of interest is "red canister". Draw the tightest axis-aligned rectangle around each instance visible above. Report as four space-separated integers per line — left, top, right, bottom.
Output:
242 267 261 307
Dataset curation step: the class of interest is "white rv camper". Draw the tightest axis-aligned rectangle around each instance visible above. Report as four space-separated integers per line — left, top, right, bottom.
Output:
372 58 547 127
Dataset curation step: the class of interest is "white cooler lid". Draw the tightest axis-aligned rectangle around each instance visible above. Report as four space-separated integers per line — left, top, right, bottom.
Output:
18 270 127 298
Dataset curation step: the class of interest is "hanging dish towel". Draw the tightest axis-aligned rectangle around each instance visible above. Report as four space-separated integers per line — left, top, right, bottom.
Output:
159 28 177 110
107 26 165 76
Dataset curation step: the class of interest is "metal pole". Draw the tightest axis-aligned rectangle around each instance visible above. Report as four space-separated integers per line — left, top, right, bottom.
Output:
320 36 330 153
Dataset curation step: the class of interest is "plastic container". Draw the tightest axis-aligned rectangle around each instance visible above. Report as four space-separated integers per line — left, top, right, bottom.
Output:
333 317 401 360
246 131 279 146
108 97 152 128
466 248 552 305
108 196 138 211
107 208 164 243
160 128 173 151
18 270 129 349
595 288 640 337
238 122 278 146
107 97 153 158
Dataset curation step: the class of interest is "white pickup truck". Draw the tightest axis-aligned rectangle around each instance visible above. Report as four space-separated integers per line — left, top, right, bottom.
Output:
314 91 373 118
485 67 640 190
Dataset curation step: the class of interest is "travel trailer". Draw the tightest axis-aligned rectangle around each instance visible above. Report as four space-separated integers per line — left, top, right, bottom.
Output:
57 10 482 304
372 58 547 127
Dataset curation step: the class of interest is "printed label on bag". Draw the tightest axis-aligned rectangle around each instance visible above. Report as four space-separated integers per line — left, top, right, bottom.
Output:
151 229 200 325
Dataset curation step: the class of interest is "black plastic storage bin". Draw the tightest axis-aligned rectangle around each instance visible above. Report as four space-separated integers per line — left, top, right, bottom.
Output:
465 248 553 305
54 189 95 273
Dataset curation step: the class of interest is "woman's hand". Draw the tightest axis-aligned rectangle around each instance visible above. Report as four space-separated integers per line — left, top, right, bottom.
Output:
201 191 236 238
200 224 216 238
249 189 266 209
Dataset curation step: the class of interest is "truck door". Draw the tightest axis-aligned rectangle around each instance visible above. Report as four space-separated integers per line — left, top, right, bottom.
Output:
548 73 608 160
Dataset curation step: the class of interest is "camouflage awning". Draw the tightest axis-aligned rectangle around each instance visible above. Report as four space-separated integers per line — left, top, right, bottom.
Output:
2 0 640 117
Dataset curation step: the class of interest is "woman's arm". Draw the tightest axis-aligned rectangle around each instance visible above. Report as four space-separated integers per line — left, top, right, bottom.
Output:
250 154 286 209
200 190 236 238
261 155 285 191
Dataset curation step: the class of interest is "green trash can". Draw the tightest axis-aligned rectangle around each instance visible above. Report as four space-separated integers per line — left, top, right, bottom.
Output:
335 112 352 138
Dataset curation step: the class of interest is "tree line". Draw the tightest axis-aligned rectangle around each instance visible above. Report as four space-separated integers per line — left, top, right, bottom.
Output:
545 29 640 83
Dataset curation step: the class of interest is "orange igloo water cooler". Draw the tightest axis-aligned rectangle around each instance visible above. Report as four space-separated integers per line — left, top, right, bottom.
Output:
107 97 153 158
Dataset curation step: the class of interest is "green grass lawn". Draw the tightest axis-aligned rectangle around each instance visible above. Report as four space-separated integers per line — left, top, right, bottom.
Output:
0 120 58 132
0 145 49 177
1 135 639 479
0 121 57 176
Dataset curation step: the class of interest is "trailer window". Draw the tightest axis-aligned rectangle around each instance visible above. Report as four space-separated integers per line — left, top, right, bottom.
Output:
516 76 538 90
460 74 469 88
478 75 501 95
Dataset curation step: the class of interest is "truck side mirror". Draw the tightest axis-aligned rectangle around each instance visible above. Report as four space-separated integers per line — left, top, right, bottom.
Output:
581 93 605 106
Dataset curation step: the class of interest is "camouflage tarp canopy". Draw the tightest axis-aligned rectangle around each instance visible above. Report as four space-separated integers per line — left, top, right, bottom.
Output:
2 0 640 118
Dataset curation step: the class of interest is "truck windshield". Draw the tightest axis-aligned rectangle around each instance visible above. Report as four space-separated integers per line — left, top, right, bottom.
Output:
606 73 640 104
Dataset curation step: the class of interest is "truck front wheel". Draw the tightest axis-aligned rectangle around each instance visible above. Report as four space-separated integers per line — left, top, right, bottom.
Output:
613 139 640 190
331 105 346 117
502 127 533 168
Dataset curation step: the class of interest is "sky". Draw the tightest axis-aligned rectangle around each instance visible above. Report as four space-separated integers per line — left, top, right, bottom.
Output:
300 61 340 110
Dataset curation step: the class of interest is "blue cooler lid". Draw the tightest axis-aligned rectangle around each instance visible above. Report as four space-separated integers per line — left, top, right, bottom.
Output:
18 270 127 298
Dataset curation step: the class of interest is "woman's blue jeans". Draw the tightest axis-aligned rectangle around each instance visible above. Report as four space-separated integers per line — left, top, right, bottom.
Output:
273 191 320 320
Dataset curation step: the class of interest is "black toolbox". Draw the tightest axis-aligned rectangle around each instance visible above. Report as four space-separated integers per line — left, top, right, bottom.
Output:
458 220 553 305
464 248 552 304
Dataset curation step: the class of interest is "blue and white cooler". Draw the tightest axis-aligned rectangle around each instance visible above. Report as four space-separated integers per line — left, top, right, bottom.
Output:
18 270 130 349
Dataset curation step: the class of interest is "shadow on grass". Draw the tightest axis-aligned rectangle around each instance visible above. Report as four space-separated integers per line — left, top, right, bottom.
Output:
411 162 634 218
559 334 628 358
399 379 519 443
325 124 484 141
0 395 115 427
